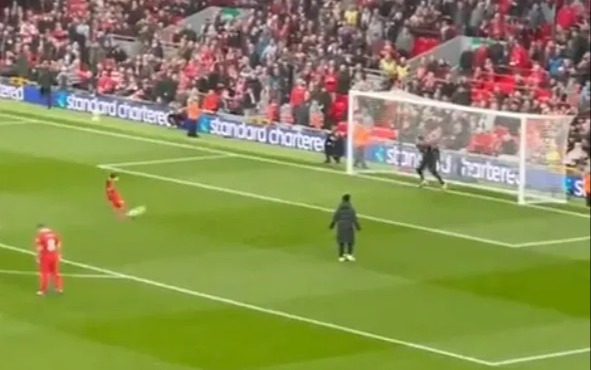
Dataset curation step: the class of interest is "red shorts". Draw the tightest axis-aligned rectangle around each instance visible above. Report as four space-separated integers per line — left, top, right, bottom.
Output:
109 197 125 209
39 254 60 274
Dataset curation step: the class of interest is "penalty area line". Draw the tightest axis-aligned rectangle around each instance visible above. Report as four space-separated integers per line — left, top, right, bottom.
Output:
98 153 235 168
0 269 124 279
512 235 591 248
490 347 590 366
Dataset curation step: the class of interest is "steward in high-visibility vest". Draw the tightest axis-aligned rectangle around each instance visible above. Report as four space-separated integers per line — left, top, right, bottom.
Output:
186 98 201 138
353 122 369 169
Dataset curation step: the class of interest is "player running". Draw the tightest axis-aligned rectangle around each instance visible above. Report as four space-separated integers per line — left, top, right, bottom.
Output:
106 173 127 219
35 224 63 296
105 173 146 218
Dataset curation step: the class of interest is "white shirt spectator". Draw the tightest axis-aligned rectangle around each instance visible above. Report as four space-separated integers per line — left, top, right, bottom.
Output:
565 142 587 165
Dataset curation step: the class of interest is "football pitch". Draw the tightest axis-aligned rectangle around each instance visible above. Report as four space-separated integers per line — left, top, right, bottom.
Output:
0 101 589 370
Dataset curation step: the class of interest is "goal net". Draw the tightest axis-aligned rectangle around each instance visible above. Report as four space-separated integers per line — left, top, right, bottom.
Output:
346 90 575 205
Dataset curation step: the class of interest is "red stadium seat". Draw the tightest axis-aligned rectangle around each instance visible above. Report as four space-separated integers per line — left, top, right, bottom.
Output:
412 37 439 57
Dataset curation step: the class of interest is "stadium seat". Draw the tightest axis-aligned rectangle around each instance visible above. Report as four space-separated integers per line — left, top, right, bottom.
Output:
412 37 439 57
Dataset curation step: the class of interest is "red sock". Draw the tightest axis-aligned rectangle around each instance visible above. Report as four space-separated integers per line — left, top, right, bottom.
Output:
39 272 49 292
52 273 63 292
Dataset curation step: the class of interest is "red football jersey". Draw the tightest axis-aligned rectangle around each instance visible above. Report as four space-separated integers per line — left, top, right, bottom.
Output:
36 228 61 256
106 178 118 199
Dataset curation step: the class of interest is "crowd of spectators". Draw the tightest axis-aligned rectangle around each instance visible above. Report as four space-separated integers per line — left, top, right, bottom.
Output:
0 0 589 166
1 0 450 114
392 0 590 164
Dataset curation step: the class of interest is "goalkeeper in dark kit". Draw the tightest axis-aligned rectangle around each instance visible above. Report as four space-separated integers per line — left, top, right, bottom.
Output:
416 135 447 189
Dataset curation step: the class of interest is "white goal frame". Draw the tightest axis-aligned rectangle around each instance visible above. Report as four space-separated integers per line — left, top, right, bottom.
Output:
347 89 576 205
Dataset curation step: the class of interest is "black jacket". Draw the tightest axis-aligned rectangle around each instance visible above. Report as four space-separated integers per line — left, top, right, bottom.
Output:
325 133 344 157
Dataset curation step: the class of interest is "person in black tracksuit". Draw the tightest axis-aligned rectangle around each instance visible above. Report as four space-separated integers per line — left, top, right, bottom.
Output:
329 194 361 262
416 135 446 188
37 63 53 109
324 128 344 164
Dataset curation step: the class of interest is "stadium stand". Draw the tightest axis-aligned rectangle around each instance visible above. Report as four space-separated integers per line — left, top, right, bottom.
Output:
93 0 206 36
0 0 589 165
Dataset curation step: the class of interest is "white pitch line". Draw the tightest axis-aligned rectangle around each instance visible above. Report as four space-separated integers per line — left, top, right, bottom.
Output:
512 236 591 248
0 268 121 279
98 164 513 248
490 347 590 366
100 154 234 168
7 115 587 220
0 120 29 127
0 241 494 367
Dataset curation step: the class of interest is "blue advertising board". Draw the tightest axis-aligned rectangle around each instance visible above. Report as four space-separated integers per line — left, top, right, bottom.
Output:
51 88 170 126
366 142 568 195
0 79 586 198
0 81 25 101
198 115 326 152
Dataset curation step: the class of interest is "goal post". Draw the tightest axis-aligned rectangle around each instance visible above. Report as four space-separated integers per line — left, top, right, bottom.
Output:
517 115 574 205
346 89 575 205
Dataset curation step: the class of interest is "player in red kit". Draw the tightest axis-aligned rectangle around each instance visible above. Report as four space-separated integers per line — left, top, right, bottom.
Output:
106 173 127 218
35 224 63 296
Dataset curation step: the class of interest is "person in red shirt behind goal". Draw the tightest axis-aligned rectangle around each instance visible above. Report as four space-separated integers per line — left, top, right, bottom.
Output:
35 224 63 296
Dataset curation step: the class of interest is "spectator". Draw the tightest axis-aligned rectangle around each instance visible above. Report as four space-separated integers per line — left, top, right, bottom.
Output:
0 0 588 166
395 26 414 58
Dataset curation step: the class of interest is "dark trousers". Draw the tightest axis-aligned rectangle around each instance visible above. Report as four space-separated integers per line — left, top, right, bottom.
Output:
416 159 445 184
40 86 51 108
338 242 354 256
324 145 341 164
353 146 367 168
586 193 590 207
186 118 199 137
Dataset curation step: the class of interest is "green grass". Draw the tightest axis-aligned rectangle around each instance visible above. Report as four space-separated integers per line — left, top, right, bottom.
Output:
0 101 589 370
